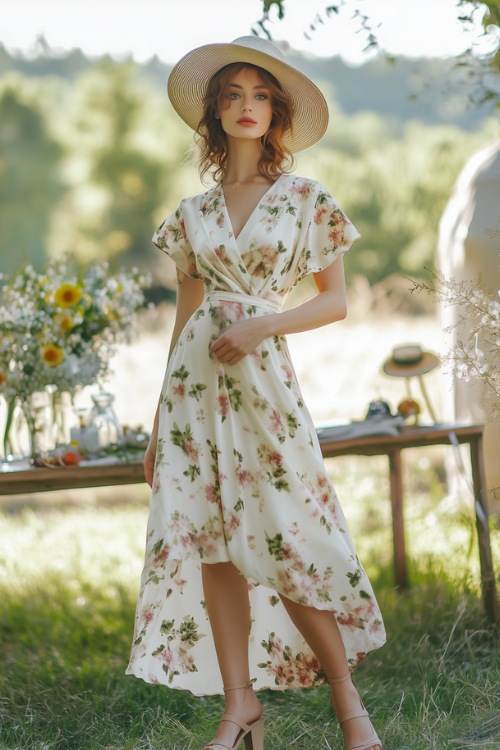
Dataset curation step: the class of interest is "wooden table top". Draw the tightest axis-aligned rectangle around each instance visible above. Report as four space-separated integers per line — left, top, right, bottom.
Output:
0 423 484 496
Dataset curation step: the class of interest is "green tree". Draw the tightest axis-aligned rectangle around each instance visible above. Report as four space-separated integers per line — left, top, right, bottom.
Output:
298 111 498 284
0 74 65 275
49 60 167 268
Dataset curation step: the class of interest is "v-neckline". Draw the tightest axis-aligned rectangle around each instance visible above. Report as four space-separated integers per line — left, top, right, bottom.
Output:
219 174 283 243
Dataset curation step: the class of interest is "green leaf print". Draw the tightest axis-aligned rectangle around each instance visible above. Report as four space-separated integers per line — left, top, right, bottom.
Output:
307 563 317 576
234 497 244 512
273 477 290 491
265 532 285 561
184 464 201 482
155 437 166 464
317 589 333 603
219 375 242 411
251 384 269 411
347 569 362 587
160 619 175 636
320 515 332 534
261 632 276 654
269 595 280 607
277 240 287 253
273 335 285 352
170 423 201 465
152 537 164 556
171 364 189 381
286 412 299 438
316 191 330 207
188 383 207 402
162 395 173 412
360 590 373 600
179 616 204 646
166 218 183 243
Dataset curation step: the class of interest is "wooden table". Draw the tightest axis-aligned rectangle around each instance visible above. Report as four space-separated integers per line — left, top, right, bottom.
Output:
319 423 498 625
1 422 497 624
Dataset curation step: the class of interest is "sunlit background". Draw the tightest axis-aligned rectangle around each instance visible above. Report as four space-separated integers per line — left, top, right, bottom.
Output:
2 0 493 62
1 4 500 748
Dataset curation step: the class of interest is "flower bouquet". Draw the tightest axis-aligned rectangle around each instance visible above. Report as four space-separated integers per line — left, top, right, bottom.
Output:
0 259 150 460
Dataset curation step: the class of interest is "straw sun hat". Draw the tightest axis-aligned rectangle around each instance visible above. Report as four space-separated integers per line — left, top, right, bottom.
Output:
167 35 329 153
383 344 440 378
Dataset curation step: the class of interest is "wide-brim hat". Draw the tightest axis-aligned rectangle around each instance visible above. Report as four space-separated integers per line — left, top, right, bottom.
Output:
167 35 329 153
383 344 440 378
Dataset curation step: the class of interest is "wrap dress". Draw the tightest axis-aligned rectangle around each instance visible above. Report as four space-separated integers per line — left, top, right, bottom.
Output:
126 174 386 695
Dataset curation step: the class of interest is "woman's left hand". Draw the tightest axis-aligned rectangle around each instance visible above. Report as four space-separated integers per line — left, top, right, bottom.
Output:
210 317 271 365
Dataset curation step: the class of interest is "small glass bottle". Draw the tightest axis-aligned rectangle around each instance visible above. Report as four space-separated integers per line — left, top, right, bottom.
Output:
88 392 124 448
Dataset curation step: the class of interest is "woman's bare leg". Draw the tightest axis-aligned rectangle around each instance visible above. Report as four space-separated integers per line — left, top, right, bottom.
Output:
279 595 381 750
201 562 262 749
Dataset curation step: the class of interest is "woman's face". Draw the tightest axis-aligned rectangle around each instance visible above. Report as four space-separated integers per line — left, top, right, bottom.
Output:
217 67 273 142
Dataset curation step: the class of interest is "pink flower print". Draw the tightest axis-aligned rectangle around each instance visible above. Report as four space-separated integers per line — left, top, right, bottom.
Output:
154 544 171 566
259 444 283 470
219 300 245 323
216 394 230 418
214 245 230 263
328 227 346 248
140 604 156 629
236 467 254 486
172 383 186 400
314 206 328 225
184 438 201 462
269 408 283 435
223 508 241 534
205 484 218 503
216 211 225 227
290 180 313 199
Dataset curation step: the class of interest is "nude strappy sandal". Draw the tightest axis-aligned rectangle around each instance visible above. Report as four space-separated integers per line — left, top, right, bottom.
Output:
327 673 382 750
203 681 264 750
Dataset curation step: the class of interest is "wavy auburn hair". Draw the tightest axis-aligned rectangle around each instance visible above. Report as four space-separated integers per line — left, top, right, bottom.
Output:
196 63 295 184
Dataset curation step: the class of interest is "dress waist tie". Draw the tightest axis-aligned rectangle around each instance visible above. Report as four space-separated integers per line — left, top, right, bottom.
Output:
204 291 283 314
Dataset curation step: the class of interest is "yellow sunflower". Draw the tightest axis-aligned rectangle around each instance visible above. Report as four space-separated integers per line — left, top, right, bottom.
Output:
54 283 82 308
54 313 74 333
40 343 65 367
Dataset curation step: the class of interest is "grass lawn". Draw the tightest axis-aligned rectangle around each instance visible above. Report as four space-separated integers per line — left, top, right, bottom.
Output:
0 457 499 750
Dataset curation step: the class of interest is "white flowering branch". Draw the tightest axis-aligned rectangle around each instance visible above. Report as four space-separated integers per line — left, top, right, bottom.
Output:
408 269 500 419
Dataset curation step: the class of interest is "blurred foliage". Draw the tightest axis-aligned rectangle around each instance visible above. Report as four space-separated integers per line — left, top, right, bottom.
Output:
0 52 498 286
0 75 65 273
256 0 500 106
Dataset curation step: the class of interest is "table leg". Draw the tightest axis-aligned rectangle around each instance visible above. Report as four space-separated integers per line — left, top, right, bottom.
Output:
469 435 499 626
388 449 408 588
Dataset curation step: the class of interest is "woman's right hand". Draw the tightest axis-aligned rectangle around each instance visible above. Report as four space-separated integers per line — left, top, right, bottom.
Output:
143 440 157 488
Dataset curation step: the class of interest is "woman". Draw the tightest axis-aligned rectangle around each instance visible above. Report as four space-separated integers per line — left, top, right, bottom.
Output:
127 36 385 750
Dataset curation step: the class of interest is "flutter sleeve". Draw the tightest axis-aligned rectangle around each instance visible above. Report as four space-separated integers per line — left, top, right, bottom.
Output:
296 186 360 281
152 202 201 279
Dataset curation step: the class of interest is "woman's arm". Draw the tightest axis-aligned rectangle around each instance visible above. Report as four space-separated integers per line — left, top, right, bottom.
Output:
210 258 347 365
144 272 205 486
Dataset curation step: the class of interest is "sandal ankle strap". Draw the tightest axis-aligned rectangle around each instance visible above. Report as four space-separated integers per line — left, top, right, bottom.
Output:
223 680 253 692
326 672 352 684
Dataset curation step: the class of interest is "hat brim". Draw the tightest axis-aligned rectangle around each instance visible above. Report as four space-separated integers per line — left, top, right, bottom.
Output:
383 352 440 377
167 42 329 153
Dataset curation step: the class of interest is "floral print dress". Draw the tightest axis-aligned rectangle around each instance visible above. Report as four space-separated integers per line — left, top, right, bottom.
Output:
126 174 386 695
